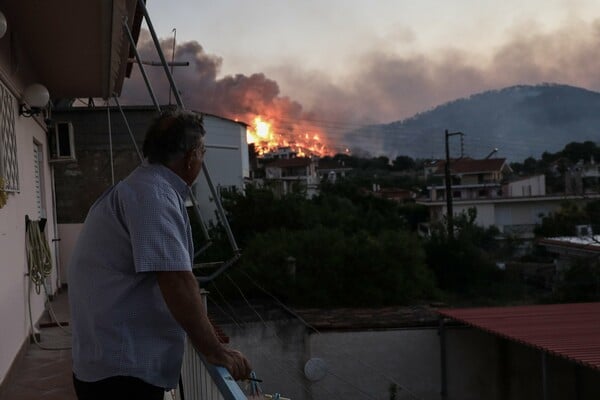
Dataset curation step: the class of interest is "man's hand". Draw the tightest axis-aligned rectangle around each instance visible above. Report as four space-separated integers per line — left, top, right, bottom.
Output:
157 271 252 380
205 348 252 380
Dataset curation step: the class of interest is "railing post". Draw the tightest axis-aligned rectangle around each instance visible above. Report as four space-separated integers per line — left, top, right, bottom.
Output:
200 288 209 313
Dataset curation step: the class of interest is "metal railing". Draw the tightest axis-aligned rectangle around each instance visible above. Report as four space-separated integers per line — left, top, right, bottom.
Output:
175 337 247 400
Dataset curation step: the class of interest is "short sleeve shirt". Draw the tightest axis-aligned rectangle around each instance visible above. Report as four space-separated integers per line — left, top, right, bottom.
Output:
68 162 194 389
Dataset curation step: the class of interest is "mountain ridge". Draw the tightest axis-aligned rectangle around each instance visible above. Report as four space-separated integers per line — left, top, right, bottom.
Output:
345 84 600 161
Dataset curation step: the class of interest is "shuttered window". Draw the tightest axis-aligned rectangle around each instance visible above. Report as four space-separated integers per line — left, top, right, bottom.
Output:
0 81 18 192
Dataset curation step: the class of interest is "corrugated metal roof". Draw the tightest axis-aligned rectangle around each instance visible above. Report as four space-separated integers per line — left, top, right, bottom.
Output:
438 302 600 370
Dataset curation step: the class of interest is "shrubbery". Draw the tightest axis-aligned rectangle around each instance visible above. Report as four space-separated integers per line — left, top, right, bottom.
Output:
195 183 436 307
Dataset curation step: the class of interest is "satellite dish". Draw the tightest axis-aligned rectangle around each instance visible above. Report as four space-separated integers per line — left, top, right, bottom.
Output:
304 358 328 382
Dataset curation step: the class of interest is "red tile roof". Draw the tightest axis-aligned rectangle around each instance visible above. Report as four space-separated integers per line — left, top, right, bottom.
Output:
434 158 508 175
438 302 600 370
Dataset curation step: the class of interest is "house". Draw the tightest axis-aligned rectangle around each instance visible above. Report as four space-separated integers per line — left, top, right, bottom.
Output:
50 106 250 282
263 157 319 197
565 158 600 194
419 157 600 238
316 158 353 183
372 187 417 202
423 159 442 178
0 0 141 389
428 158 512 202
261 146 298 160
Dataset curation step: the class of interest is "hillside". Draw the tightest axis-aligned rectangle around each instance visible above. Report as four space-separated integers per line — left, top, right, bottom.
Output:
345 84 600 161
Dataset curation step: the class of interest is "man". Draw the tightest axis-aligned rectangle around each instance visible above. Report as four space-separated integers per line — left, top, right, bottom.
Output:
68 110 251 399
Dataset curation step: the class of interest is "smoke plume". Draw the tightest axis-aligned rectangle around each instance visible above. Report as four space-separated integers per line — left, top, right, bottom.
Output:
121 18 600 154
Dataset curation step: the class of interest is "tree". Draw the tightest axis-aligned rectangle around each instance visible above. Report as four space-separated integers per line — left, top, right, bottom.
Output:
561 141 599 163
551 259 600 302
229 227 437 307
534 201 590 237
425 208 502 297
392 155 416 171
198 182 438 307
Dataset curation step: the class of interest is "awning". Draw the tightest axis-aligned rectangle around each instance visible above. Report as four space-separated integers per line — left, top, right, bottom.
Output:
438 302 600 370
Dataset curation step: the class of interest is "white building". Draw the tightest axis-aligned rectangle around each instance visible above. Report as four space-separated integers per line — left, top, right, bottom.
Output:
0 0 140 387
420 157 600 238
428 158 512 202
263 157 319 198
193 113 250 223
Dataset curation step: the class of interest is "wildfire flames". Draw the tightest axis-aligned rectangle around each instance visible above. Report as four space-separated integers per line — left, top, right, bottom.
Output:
245 116 331 157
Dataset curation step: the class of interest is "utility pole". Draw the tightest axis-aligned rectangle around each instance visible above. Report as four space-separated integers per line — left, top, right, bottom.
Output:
444 130 464 239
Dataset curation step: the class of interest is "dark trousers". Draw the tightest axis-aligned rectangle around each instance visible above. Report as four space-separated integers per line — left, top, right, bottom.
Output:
73 374 165 400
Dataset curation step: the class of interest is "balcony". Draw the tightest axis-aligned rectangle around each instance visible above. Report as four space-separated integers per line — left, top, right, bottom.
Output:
1 291 249 400
177 338 248 400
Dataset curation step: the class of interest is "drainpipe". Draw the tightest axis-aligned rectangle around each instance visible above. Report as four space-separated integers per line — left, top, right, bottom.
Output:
49 165 61 290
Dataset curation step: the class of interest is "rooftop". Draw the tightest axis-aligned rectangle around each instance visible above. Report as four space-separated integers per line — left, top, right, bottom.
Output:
439 302 600 371
295 305 439 332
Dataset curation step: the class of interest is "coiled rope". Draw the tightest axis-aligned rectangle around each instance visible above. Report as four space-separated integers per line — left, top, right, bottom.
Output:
26 219 53 294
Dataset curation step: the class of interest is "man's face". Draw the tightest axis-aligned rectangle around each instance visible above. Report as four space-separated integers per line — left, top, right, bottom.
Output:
184 129 205 186
189 135 205 184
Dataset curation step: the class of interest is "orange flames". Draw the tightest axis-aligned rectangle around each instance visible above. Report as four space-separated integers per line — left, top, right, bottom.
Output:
246 116 331 157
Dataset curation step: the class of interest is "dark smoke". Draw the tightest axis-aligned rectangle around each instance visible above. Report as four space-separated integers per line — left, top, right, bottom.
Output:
122 19 600 154
122 31 308 127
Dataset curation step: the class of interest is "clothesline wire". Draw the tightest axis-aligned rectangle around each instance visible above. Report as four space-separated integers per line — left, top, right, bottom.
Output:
235 269 425 400
224 273 376 400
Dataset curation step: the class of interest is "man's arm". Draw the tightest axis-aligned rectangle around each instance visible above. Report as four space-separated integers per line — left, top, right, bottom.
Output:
156 270 251 380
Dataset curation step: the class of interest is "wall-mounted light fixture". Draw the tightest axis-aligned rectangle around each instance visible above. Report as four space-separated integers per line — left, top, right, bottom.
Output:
19 83 50 117
0 11 7 39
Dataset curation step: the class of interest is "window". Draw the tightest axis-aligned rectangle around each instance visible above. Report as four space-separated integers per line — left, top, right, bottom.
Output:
0 82 18 192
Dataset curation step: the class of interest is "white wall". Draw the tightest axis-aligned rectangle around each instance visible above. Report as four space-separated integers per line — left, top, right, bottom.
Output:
57 223 84 285
193 116 248 223
454 203 495 227
0 103 57 384
308 329 442 400
225 320 600 400
225 321 496 400
507 175 546 197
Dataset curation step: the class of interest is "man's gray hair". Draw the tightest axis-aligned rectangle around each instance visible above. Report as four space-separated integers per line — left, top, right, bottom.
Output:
143 109 205 164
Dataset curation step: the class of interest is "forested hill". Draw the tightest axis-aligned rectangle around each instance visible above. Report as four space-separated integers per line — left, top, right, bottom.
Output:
345 84 600 162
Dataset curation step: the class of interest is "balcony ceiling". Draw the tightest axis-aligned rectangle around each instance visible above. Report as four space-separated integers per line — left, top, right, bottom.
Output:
1 0 141 99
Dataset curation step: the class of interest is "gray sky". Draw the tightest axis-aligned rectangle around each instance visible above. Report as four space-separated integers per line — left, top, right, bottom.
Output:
126 1 600 153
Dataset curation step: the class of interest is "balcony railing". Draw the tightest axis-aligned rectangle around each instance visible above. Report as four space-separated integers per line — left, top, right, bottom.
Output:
175 337 247 400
